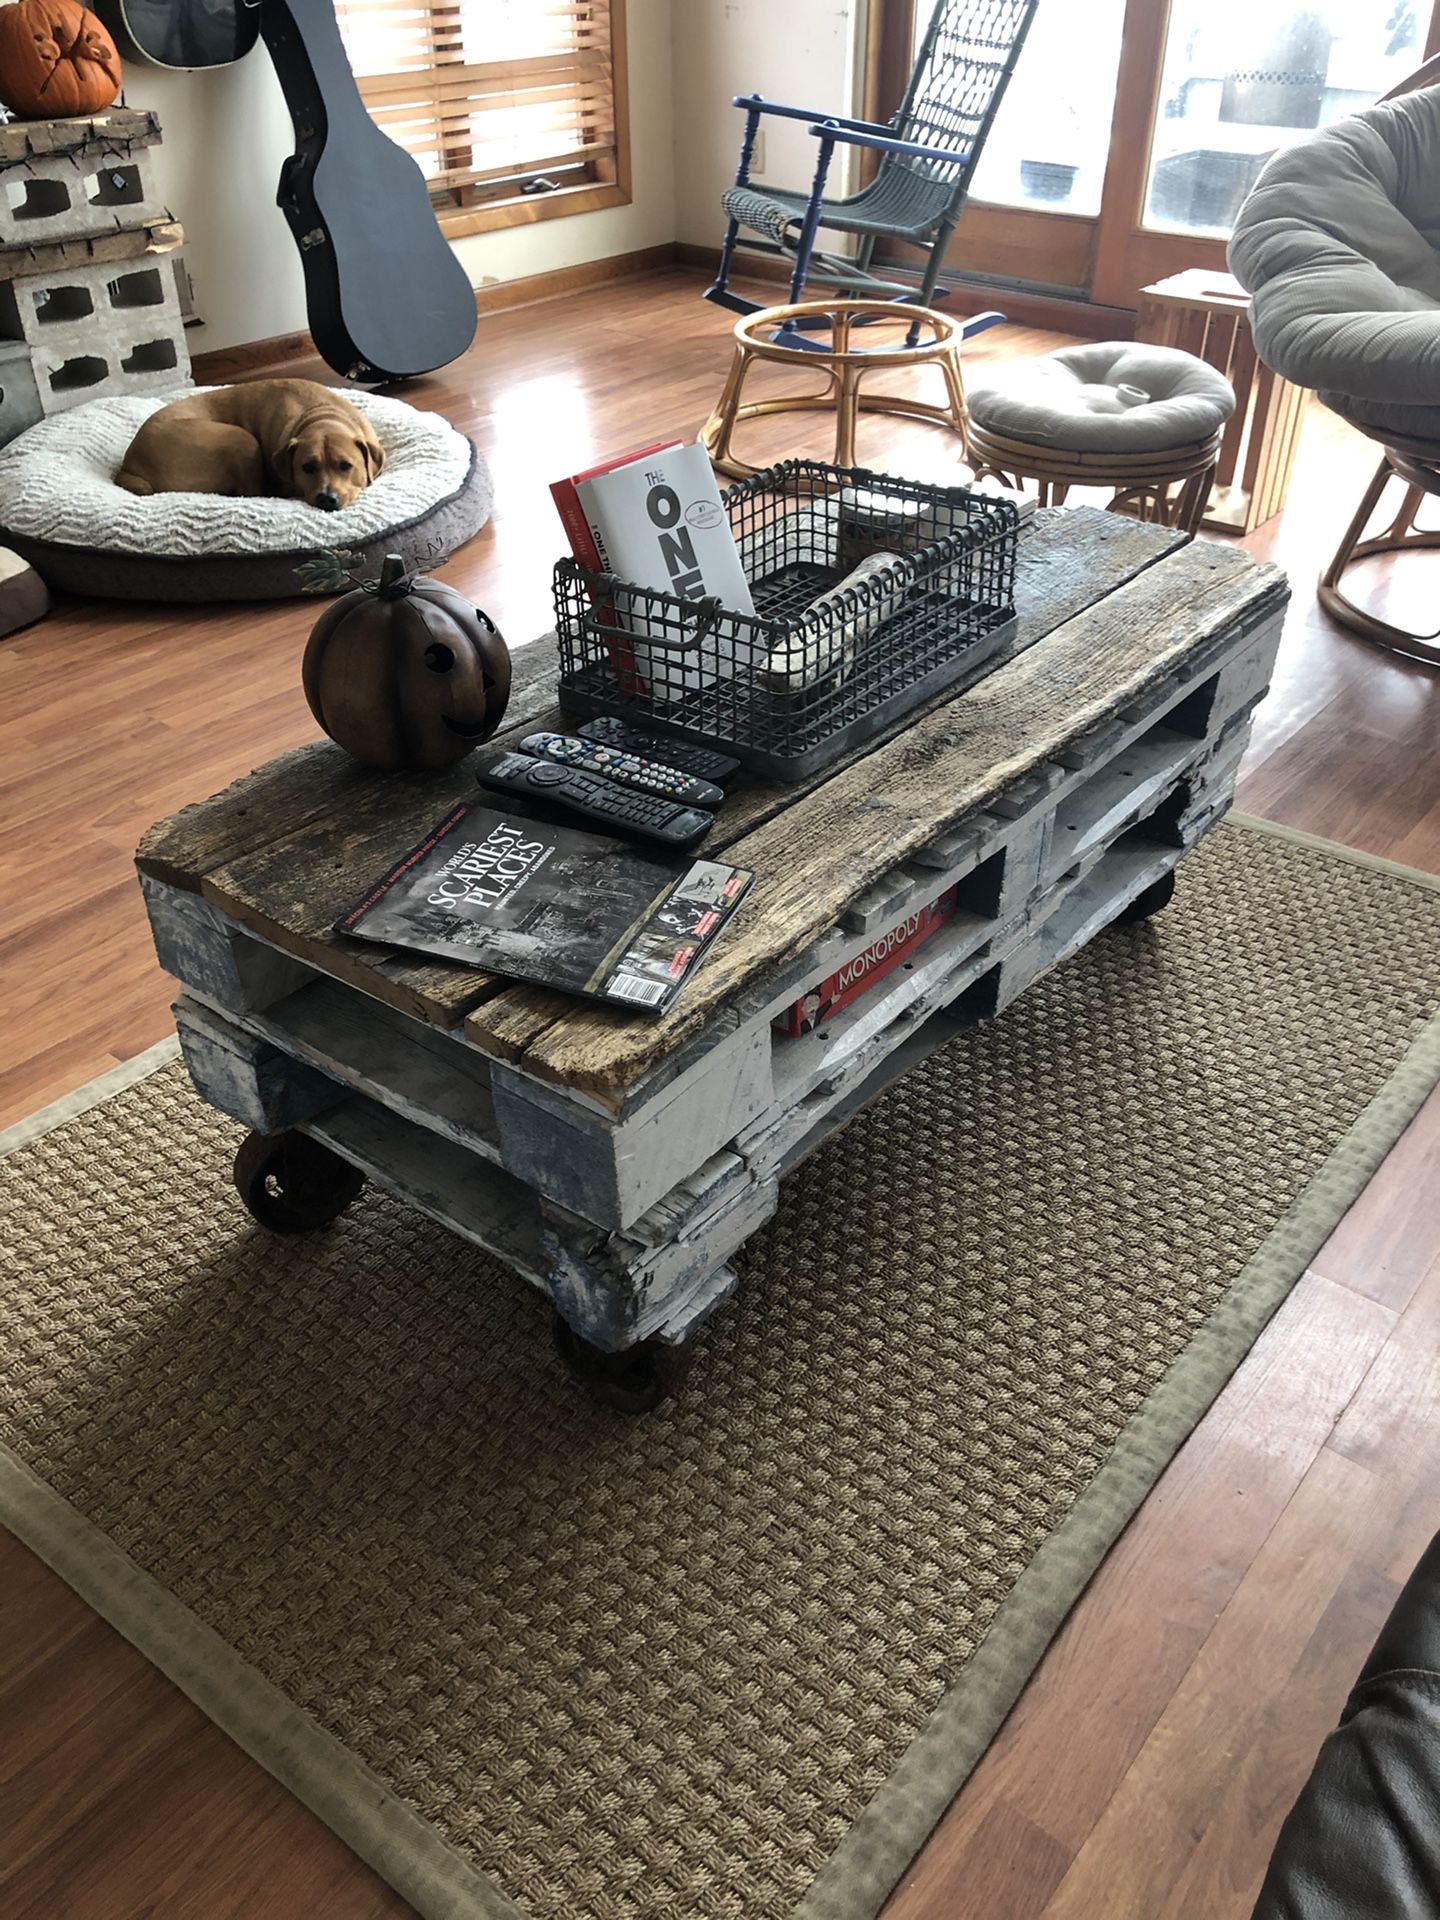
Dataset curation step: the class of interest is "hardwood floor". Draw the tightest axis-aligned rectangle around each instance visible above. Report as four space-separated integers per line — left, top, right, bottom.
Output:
2 267 1437 1919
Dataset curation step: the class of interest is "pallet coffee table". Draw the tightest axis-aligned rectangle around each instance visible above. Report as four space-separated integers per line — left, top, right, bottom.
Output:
137 510 1287 1409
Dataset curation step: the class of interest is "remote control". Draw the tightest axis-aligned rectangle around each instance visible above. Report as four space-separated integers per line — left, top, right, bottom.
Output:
521 732 724 810
475 751 713 849
577 716 741 786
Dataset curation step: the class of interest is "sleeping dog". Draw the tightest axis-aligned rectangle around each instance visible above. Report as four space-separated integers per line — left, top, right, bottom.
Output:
117 379 385 511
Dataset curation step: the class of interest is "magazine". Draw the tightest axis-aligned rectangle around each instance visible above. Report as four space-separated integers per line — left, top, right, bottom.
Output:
337 803 753 1015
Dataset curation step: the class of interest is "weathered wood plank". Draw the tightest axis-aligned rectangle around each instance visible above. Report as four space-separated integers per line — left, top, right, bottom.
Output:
220 978 502 1161
505 547 1286 1091
305 1095 547 1284
173 996 344 1136
141 876 316 1012
489 1022 772 1229
135 637 563 895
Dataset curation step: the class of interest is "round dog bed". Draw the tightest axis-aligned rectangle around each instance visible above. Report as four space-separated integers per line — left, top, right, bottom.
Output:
966 343 1235 452
0 389 493 601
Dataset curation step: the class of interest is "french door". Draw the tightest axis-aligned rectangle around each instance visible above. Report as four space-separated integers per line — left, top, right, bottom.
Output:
867 0 1440 311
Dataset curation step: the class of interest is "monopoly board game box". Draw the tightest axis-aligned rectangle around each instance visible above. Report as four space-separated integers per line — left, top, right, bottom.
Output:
775 886 959 1036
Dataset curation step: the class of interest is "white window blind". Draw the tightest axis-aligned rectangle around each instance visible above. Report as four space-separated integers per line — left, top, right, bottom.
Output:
334 0 621 205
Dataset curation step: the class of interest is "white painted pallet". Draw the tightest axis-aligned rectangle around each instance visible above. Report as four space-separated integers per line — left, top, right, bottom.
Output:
151 594 1284 1358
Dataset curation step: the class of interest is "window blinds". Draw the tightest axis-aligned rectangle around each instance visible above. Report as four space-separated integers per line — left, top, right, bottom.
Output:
334 0 619 201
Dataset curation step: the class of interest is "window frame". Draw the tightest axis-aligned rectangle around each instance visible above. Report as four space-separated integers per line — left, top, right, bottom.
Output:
343 0 632 241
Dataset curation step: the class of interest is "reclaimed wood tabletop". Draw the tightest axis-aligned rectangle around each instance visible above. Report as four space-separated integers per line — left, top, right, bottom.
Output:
136 509 1285 1096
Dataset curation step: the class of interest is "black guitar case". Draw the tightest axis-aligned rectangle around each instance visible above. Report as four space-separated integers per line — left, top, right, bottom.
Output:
260 0 477 383
95 0 260 69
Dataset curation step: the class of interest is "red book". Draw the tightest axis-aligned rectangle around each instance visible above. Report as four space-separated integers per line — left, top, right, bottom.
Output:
551 439 682 696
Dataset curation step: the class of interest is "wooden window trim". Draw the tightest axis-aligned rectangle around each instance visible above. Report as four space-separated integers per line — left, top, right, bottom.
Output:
437 178 630 239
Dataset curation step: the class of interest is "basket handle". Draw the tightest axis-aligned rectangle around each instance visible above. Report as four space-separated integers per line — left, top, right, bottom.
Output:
581 589 728 654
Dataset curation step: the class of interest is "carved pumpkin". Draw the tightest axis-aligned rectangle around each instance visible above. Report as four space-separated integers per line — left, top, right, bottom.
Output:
302 554 511 771
0 1 122 119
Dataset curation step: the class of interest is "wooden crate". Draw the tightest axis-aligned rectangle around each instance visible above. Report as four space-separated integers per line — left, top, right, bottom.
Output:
1136 268 1306 536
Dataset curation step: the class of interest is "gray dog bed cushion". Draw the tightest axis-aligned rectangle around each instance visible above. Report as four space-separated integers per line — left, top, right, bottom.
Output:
1228 86 1440 445
0 389 493 601
966 342 1235 453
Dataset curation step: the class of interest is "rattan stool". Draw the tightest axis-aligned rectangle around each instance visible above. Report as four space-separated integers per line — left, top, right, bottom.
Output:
965 418 1225 533
965 341 1235 536
700 299 967 481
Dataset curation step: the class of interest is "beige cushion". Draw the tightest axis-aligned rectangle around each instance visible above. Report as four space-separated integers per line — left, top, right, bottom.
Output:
966 343 1235 453
1229 87 1440 443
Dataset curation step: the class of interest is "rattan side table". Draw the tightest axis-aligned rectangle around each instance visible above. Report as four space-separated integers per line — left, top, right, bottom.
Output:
700 298 967 480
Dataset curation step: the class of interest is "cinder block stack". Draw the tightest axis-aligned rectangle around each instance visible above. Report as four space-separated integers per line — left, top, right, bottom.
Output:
0 107 192 443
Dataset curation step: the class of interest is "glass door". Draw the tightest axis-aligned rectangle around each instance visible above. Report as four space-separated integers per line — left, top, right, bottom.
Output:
867 0 1127 294
1091 0 1436 306
867 0 1440 310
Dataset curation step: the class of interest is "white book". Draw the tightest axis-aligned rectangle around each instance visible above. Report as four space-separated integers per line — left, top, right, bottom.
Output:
576 442 754 700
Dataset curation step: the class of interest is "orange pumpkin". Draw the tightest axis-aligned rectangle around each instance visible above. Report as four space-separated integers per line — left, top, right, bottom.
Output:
0 0 122 119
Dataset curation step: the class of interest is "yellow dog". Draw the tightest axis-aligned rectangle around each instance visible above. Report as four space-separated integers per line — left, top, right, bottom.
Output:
118 379 385 512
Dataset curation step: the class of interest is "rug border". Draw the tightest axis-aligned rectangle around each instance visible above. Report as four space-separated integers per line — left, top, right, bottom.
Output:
1 814 1436 1920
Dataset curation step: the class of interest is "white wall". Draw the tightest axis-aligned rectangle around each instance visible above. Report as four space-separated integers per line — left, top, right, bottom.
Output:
670 0 865 249
129 0 676 354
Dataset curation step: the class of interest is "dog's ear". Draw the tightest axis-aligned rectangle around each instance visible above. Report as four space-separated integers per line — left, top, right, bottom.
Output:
275 436 300 494
356 431 385 483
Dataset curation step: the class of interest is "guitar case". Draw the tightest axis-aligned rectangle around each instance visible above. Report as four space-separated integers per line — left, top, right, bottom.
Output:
260 0 477 383
94 0 261 70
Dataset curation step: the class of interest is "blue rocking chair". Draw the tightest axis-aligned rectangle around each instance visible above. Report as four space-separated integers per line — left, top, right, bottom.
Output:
705 0 1039 344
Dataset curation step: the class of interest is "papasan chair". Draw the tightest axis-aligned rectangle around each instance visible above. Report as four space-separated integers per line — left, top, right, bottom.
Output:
1229 61 1440 665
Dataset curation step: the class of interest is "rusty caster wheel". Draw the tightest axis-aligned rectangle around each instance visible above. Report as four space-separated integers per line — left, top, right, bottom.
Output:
1110 868 1177 928
233 1129 366 1234
551 1313 694 1415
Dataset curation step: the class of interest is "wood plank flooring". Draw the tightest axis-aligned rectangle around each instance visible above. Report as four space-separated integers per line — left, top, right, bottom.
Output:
2 268 1437 1919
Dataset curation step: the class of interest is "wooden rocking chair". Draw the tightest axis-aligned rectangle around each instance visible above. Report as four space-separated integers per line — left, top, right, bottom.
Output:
705 0 1038 343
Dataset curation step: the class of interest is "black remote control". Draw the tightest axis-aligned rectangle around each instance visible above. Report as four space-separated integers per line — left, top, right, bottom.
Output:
475 751 713 849
577 716 742 786
521 732 724 810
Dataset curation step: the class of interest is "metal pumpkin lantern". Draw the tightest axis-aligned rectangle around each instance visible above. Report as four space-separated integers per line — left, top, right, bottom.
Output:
302 554 511 771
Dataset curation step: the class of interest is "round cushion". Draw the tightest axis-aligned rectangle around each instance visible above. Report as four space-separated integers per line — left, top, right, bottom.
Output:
966 343 1235 453
1229 86 1440 445
0 388 493 601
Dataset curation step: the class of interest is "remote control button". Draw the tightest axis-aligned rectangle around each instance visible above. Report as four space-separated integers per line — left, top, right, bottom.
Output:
526 763 568 786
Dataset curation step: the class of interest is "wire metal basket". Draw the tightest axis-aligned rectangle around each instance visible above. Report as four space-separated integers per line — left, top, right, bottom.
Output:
554 460 1019 781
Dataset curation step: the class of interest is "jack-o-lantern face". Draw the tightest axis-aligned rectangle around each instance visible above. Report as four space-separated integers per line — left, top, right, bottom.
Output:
0 1 122 119
302 559 511 771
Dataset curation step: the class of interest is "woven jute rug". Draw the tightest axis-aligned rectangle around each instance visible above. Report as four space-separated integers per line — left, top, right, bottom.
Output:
3 816 1439 1920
